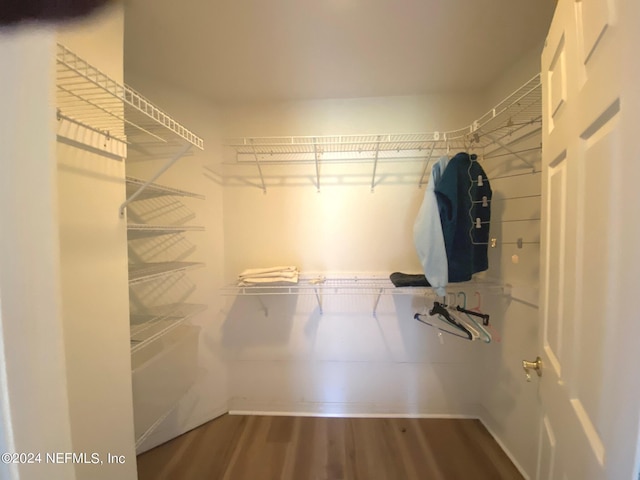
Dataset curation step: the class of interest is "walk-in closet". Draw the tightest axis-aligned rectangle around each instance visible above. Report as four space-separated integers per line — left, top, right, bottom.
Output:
2 1 640 479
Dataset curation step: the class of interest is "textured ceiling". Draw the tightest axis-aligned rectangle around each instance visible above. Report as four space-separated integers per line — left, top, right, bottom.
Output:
124 0 556 104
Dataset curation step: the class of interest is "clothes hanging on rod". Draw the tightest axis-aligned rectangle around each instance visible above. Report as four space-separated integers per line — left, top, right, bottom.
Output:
413 155 450 296
435 152 492 282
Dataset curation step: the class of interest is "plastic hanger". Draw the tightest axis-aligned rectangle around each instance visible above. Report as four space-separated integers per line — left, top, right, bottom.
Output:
456 305 490 326
429 302 472 340
413 313 470 340
469 290 501 343
450 291 490 343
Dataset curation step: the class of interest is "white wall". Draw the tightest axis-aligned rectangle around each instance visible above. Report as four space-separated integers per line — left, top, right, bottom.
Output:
219 93 494 416
56 6 137 479
476 43 544 479
221 93 486 137
123 73 229 451
0 28 75 480
220 92 485 277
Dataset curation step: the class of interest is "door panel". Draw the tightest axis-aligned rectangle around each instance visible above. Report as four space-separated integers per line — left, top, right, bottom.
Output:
548 35 567 126
539 0 640 479
542 156 566 376
577 0 612 64
575 120 618 434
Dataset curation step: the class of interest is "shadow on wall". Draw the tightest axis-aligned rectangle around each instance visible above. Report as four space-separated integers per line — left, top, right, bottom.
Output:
390 290 524 416
220 295 304 353
489 189 505 280
479 293 524 410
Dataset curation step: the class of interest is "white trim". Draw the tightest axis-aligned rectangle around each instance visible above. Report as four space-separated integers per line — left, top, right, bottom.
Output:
0 295 17 480
228 410 479 419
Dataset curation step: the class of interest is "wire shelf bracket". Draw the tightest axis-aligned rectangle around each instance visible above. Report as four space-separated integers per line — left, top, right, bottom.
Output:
313 139 321 193
119 143 192 217
417 141 437 188
370 136 382 193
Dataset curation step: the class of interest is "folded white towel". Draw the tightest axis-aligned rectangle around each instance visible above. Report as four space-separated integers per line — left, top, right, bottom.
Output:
238 270 298 280
238 266 298 279
239 272 299 286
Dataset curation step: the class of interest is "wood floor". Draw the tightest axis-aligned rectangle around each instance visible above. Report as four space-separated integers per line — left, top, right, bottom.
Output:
137 415 524 480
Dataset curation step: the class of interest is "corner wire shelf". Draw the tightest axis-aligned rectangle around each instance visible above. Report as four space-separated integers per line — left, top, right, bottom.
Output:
55 44 205 216
130 303 207 354
221 274 507 316
125 177 206 200
223 74 542 192
128 262 205 286
127 224 205 239
56 43 204 151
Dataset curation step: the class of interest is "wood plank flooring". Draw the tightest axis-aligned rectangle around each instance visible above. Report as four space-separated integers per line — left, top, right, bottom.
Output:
136 415 524 480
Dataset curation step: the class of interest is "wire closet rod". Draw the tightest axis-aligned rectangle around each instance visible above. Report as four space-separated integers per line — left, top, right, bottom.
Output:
477 218 541 225
482 146 541 160
489 171 541 181
501 241 540 245
472 194 541 204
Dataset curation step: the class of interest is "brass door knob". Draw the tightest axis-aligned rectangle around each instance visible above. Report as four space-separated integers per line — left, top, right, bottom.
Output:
522 356 542 382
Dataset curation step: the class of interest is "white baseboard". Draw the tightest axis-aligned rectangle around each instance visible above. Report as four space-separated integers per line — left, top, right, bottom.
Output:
228 409 479 419
227 398 481 419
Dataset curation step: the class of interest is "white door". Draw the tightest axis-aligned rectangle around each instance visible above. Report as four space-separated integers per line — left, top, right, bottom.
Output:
537 0 640 478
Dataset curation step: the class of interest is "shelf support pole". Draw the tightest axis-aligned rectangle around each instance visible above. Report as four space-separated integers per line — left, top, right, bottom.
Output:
256 296 269 318
313 138 321 192
373 288 383 317
250 141 267 194
119 143 192 217
370 135 382 192
418 142 437 188
314 287 323 315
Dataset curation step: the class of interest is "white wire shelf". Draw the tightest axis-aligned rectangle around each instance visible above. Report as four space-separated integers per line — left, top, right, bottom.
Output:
221 274 506 316
128 262 205 285
221 275 505 296
125 177 206 200
130 303 207 354
56 43 204 151
224 75 541 162
127 224 205 239
222 75 541 192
